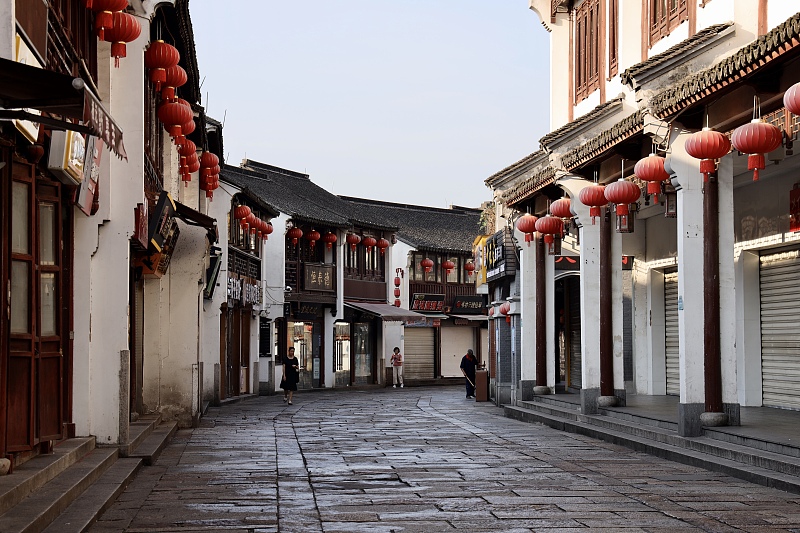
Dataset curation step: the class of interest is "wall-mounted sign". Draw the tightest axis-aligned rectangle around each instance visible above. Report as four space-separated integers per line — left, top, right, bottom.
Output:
295 303 322 321
47 130 85 186
452 295 486 314
132 200 149 250
13 34 41 143
554 255 634 271
304 264 334 292
486 229 515 282
148 191 176 253
228 274 261 306
132 220 180 278
411 293 445 312
75 137 103 216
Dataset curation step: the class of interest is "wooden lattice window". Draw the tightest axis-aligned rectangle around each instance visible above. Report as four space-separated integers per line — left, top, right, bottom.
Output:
648 0 688 47
575 0 601 102
608 0 619 78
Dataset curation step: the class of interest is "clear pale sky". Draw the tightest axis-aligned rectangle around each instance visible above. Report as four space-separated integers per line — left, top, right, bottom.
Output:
189 1 550 209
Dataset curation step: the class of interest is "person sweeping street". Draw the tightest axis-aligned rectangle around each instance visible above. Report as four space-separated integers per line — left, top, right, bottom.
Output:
460 349 477 399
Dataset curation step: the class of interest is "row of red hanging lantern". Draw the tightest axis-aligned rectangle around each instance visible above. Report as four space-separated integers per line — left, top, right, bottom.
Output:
418 257 476 276
344 234 391 254
199 152 219 200
233 205 273 240
683 96 784 183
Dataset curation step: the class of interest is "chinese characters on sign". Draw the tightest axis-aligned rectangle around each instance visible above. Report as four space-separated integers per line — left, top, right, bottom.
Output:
452 295 486 314
411 293 445 312
228 275 261 305
304 264 334 292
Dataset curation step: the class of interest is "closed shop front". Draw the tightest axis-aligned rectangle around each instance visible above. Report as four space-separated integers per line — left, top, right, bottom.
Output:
404 327 435 380
664 270 680 396
759 249 800 409
440 325 473 377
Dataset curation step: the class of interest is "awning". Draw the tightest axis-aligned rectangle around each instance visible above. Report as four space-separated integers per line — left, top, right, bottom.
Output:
449 314 488 321
174 200 218 244
415 313 450 319
0 57 126 159
344 301 427 322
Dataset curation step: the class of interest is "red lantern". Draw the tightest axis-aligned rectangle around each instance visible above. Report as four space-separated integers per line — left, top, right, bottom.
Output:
200 152 219 178
515 213 538 246
684 129 731 182
158 101 192 140
362 236 377 251
634 153 670 197
90 0 128 41
465 261 475 277
550 198 572 219
394 276 401 287
421 258 434 273
306 229 321 248
346 233 361 251
103 12 140 68
376 237 390 255
604 179 641 216
578 184 608 225
394 288 401 298
246 213 258 235
162 65 187 102
535 215 564 254
144 40 180 91
234 205 251 221
322 232 337 249
488 307 495 317
179 139 196 184
499 302 511 323
442 259 455 274
287 227 303 245
264 221 274 240
731 119 783 181
394 299 401 307
784 82 800 115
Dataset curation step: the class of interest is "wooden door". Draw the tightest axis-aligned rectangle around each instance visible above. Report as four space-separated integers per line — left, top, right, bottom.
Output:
6 160 66 453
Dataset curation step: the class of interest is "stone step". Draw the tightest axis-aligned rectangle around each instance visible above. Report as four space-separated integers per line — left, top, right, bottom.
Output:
517 400 583 421
127 421 178 466
0 447 117 533
505 404 800 494
41 458 143 533
702 426 800 459
119 414 162 458
0 437 95 515
523 395 581 411
598 406 679 431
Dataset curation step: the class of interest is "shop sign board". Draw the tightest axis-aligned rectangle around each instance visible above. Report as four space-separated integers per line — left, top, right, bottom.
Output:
228 274 261 306
452 295 485 314
554 255 634 271
304 264 334 291
411 293 445 312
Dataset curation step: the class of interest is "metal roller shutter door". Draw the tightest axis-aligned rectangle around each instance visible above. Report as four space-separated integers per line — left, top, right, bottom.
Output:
404 328 435 380
664 270 680 396
760 250 800 409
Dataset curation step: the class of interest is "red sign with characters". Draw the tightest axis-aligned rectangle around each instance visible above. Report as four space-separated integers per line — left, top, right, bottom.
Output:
411 293 445 312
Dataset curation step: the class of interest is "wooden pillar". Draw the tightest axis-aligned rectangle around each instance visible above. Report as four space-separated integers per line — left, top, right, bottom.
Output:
535 235 546 387
599 209 613 397
703 178 722 413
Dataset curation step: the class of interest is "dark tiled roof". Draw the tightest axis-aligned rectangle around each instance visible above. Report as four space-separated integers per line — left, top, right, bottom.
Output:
341 197 481 254
539 96 625 147
650 13 800 118
485 150 545 186
220 160 352 228
620 22 734 86
503 166 557 206
561 110 644 170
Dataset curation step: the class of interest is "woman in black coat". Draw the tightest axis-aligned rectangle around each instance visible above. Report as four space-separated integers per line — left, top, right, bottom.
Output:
282 347 300 405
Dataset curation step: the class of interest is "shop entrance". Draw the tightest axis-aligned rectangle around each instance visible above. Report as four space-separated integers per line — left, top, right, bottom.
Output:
289 320 324 388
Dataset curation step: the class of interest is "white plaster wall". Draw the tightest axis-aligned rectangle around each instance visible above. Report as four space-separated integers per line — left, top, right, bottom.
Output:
669 129 706 405
517 233 536 385
547 14 571 131
767 2 798 30
0 0 13 59
75 24 149 443
265 214 288 388
735 250 762 406
717 155 738 405
392 240 415 309
610 226 625 391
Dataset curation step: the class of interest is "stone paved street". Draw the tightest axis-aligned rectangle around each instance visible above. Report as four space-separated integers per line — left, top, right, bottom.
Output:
89 387 800 532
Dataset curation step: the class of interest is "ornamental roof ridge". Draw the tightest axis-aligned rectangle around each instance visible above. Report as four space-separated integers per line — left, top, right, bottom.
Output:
239 158 310 180
502 165 558 207
560 110 645 171
539 95 626 149
650 13 800 118
620 22 734 86
485 150 547 187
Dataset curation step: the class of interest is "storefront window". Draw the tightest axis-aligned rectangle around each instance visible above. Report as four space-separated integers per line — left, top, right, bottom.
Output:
334 322 351 372
446 256 461 284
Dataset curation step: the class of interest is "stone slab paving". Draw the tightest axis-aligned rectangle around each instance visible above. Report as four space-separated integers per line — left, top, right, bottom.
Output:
89 387 800 532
